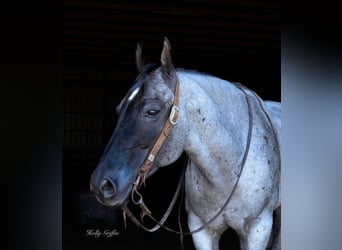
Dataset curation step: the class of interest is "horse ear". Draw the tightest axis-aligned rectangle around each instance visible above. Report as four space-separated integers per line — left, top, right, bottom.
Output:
160 37 175 77
136 43 146 72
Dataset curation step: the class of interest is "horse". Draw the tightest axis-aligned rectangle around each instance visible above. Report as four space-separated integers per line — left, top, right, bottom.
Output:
90 38 281 250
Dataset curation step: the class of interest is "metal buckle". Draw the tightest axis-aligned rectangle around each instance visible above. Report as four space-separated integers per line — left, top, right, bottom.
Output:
169 105 179 125
147 154 155 162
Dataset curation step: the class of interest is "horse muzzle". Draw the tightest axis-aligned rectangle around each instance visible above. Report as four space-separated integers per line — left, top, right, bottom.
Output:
90 171 131 207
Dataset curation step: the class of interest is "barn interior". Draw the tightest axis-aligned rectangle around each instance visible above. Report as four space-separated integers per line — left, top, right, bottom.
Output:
61 1 280 249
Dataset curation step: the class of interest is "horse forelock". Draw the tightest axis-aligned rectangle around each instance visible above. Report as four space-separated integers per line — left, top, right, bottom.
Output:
116 63 161 112
135 63 161 82
129 63 176 103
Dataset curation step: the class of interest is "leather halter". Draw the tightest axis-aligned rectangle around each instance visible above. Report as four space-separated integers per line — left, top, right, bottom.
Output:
132 77 180 192
122 75 182 227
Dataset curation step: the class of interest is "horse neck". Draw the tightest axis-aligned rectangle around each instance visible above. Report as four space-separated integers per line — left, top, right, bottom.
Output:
178 71 250 185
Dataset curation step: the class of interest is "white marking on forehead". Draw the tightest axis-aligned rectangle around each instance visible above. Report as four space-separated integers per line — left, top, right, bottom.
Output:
127 87 140 102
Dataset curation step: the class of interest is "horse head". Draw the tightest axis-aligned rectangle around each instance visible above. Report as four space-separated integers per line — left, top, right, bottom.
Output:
90 38 185 207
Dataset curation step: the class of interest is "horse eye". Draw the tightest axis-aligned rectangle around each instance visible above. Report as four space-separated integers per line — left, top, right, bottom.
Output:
146 109 159 116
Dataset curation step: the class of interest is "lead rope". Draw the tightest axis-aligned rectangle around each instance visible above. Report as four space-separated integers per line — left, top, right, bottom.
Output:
122 83 254 240
177 165 185 250
122 157 187 232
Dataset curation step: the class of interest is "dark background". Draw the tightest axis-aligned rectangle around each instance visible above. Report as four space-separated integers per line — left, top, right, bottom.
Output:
61 0 279 249
6 1 342 250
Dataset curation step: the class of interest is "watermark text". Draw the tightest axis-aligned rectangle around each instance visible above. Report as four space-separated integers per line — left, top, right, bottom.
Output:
85 229 119 238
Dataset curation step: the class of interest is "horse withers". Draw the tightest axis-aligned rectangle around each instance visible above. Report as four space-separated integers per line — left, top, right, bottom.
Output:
90 38 281 250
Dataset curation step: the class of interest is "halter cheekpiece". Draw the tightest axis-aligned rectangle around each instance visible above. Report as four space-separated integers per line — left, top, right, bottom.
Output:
132 77 180 191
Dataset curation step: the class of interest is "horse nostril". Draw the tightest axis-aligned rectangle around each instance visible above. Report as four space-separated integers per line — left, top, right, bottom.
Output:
99 178 117 199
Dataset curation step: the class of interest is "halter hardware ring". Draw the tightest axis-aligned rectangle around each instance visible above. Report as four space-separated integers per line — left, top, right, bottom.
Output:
169 105 179 125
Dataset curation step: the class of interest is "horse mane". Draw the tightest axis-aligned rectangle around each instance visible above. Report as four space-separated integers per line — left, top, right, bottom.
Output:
176 68 229 86
135 63 161 83
176 68 246 104
176 68 214 78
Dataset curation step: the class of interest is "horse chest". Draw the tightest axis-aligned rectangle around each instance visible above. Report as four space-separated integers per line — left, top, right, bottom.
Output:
184 165 229 229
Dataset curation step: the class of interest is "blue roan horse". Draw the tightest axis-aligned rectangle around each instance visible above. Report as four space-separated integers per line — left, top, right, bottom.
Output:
90 38 281 250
